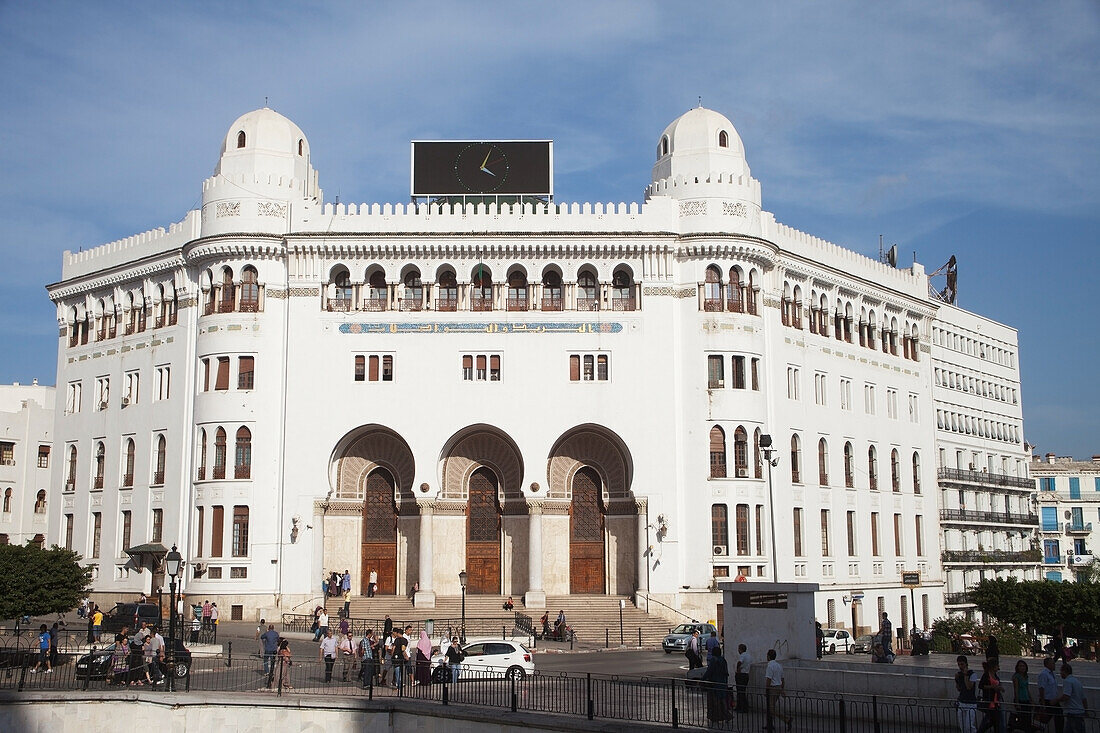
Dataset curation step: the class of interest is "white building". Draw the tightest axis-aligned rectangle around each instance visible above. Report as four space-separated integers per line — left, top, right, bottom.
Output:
0 381 56 547
930 304 1037 617
45 105 995 629
1032 454 1100 582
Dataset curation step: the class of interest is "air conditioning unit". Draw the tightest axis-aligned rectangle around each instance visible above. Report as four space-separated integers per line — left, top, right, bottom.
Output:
716 380 724 388
736 468 749 478
192 562 207 577
99 399 109 410
1 459 14 466
968 463 976 471
65 482 74 491
713 545 728 556
121 396 131 407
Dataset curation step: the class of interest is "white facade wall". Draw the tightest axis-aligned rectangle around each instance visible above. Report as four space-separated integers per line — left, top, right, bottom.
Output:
0 382 56 546
1033 456 1100 582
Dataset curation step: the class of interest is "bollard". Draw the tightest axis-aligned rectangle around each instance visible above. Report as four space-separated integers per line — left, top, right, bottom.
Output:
502 624 506 639
17 660 27 692
441 676 448 706
605 629 609 648
638 627 642 646
510 671 517 712
570 630 574 651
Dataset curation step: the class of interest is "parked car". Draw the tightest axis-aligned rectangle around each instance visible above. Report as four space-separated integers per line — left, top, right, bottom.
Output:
662 623 718 654
822 628 856 654
851 634 874 653
101 603 162 635
429 638 534 680
75 638 191 680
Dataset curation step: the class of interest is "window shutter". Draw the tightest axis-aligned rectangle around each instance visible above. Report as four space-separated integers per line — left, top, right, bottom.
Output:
597 355 608 381
489 355 500 380
368 355 379 381
354 355 365 381
211 505 224 557
215 357 230 390
569 355 580 381
382 355 393 381
238 357 254 389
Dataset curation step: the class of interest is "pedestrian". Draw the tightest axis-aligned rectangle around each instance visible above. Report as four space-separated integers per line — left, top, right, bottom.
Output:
358 629 376 688
329 571 340 600
210 603 219 641
445 635 464 682
322 574 330 600
146 627 165 685
701 643 732 723
319 628 337 683
78 597 88 619
976 659 1006 733
391 628 409 690
190 614 201 643
92 605 104 642
878 612 893 656
383 614 393 639
1037 656 1063 733
985 634 1000 665
1009 660 1034 732
379 628 394 686
49 622 60 668
339 630 357 682
202 600 212 630
342 569 351 594
403 625 415 683
415 630 432 685
816 621 824 659
255 617 265 659
342 588 351 620
1058 663 1087 733
31 624 52 674
368 569 377 598
128 631 148 685
317 608 329 641
260 624 279 678
555 609 567 641
765 648 792 732
1051 625 1066 663
686 629 703 670
108 633 129 685
86 603 96 644
540 611 550 639
735 643 752 712
956 654 981 733
271 638 293 689
705 629 721 661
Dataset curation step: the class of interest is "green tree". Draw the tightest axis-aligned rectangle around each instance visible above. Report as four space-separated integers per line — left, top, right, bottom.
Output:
0 543 92 619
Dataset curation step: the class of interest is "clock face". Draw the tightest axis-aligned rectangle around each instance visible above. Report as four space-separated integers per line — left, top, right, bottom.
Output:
453 143 510 193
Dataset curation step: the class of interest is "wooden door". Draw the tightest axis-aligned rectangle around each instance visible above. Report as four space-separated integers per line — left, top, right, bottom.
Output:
466 469 501 594
570 467 605 594
361 469 397 595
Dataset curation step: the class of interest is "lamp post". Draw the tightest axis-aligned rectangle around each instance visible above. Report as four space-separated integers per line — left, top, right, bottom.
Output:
164 545 183 692
458 570 468 644
760 435 780 582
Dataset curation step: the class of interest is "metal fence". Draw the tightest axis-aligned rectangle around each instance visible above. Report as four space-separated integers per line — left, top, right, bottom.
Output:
280 613 529 643
0 648 1035 731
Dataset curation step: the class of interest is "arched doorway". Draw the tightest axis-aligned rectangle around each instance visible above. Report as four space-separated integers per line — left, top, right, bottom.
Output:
362 468 398 595
570 467 605 594
466 468 502 593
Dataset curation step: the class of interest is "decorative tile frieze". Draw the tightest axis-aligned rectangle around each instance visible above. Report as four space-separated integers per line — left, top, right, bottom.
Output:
339 321 623 335
216 202 241 218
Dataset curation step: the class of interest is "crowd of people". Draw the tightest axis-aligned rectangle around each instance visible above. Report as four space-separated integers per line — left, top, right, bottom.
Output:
955 654 1088 733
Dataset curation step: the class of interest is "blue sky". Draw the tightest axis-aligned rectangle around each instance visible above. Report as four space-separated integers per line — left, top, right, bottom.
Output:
1 2 1097 458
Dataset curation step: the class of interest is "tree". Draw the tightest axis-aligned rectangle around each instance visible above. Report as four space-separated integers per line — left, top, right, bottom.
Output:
968 576 1100 640
0 543 92 619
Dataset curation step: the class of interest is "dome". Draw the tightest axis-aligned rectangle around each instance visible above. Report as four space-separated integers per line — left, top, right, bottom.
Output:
651 106 750 184
217 107 310 167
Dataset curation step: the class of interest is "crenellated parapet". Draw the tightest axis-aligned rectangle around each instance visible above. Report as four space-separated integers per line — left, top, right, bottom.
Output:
60 210 200 281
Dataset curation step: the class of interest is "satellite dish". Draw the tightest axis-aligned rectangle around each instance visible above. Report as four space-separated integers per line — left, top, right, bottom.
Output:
887 245 898 267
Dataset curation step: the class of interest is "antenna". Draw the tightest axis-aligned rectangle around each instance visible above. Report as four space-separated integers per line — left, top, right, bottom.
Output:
265 96 269 107
698 95 703 108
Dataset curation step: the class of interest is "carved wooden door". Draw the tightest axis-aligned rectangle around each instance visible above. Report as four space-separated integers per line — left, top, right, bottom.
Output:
361 469 397 595
466 469 501 594
570 467 606 594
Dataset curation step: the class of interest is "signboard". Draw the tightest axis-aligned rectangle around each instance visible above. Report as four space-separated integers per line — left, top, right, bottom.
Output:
411 140 553 197
901 571 921 587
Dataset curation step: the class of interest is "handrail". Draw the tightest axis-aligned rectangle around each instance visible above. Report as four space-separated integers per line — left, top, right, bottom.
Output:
637 592 698 625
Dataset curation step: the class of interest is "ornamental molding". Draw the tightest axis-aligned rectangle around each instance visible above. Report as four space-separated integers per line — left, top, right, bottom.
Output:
339 321 622 336
290 287 320 297
722 202 748 218
257 201 288 218
540 502 571 515
47 255 187 301
315 500 363 515
215 202 241 218
266 288 288 300
642 286 696 298
432 501 468 516
184 237 286 263
762 296 782 309
679 200 708 217
285 235 674 261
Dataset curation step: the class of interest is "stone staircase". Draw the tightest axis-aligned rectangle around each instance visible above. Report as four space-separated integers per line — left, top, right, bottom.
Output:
322 594 676 649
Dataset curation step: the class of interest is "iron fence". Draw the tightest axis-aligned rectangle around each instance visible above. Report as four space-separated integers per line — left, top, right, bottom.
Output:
280 614 528 642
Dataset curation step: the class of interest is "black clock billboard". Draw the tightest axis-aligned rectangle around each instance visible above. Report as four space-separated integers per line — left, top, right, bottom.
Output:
411 140 553 197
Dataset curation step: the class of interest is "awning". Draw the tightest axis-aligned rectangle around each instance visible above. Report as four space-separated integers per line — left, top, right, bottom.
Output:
124 542 170 571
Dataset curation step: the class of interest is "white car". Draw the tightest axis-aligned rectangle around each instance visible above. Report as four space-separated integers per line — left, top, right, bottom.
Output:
822 628 856 654
430 638 534 680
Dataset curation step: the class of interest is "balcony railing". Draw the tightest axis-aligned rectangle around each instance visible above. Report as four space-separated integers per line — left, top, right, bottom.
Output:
198 467 206 480
204 301 215 316
1040 522 1063 533
361 298 387 312
93 476 103 490
541 297 563 311
725 300 743 313
576 297 599 312
941 549 1041 564
944 592 972 605
326 299 352 312
703 298 723 312
213 466 226 480
400 300 422 312
239 301 259 313
611 297 636 312
1068 552 1095 567
235 465 251 479
1066 522 1093 535
122 474 134 488
938 467 1036 490
1043 555 1063 565
152 471 164 486
470 297 493 312
218 300 235 313
435 298 457 312
939 508 1038 526
506 298 528 312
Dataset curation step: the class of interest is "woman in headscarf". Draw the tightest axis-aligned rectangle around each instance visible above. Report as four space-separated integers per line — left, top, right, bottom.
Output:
414 630 433 685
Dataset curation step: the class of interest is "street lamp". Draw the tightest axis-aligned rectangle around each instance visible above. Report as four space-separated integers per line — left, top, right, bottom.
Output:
164 545 183 691
458 570 468 644
759 435 780 583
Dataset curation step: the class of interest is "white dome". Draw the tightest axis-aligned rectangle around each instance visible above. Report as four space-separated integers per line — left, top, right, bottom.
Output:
651 106 750 184
217 107 310 166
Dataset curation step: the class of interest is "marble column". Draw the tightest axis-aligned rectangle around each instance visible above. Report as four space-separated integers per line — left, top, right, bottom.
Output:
414 501 436 608
635 498 649 605
524 501 546 609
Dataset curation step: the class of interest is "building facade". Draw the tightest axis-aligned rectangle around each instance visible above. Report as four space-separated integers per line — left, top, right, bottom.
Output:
0 381 56 547
45 105 1018 628
1032 454 1100 582
930 304 1037 617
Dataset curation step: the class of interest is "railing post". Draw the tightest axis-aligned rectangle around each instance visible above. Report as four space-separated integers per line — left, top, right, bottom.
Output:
277 654 283 697
441 676 447 706
586 672 594 720
671 678 679 728
638 627 642 646
839 698 846 732
510 671 517 712
873 694 880 733
605 629 609 648
17 659 27 692
227 640 232 667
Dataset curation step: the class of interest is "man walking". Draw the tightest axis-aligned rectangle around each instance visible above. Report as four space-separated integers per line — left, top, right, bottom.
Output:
955 655 980 733
1037 656 1063 733
318 608 330 639
318 629 337 683
1058 663 1087 733
201 600 212 630
391 628 409 691
878 612 893 656
686 629 703 670
358 629 376 688
260 624 279 678
765 648 792 732
735 643 752 712
31 624 52 674
368 569 377 597
338 630 357 682
705 629 721 661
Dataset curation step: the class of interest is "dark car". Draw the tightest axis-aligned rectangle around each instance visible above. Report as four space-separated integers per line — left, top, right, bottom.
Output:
101 603 162 635
76 638 191 680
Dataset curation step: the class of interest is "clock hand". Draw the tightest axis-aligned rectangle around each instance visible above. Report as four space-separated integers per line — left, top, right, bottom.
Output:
480 166 496 177
481 150 491 169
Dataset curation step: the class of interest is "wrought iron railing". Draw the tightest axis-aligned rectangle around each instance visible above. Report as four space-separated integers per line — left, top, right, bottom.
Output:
937 467 1035 490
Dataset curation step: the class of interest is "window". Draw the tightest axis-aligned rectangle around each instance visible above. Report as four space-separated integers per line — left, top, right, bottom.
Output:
711 504 729 553
1039 477 1055 493
893 513 903 556
571 353 610 381
507 271 528 311
219 268 235 312
123 438 135 487
840 378 852 411
541 270 563 311
238 357 254 390
124 370 139 406
870 512 880 556
868 446 878 490
65 514 74 550
787 367 800 400
34 489 47 513
196 506 204 557
731 356 746 390
155 365 171 400
709 426 727 478
67 446 77 490
462 354 501 381
95 376 110 410
707 355 724 388
818 439 829 486
402 270 424 310
153 434 166 485
203 359 210 391
912 452 921 494
718 130 729 147
215 357 230 390
753 429 763 478
1069 477 1081 500
755 505 764 555
236 131 246 148
703 266 722 311
891 449 901 492
908 393 918 423
751 358 759 390
91 513 102 559
733 427 748 476
232 505 249 557
66 381 82 413
37 446 49 469
1 488 9 513
735 504 749 556
793 508 804 557
121 510 132 553
354 356 365 382
790 434 801 483
814 373 827 406
198 429 207 480
472 269 493 311
864 384 876 414
727 269 743 313
240 266 260 311
152 508 163 543
211 505 224 557
234 427 251 479
214 428 227 479
914 515 924 556
821 509 831 556
94 442 105 489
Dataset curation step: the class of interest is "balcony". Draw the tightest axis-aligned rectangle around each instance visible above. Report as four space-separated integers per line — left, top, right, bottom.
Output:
940 508 1038 526
938 467 1036 491
239 301 259 313
436 298 458 312
703 298 723 312
506 298 528 312
1039 522 1063 534
1043 555 1063 565
400 300 423 312
470 297 493 312
1068 552 1094 567
1066 522 1093 535
540 298 563 311
576 297 599 312
93 476 104 490
611 297 636 312
152 471 164 486
361 298 387 312
941 549 1041 564
213 466 226 480
944 592 973 605
235 465 251 479
326 299 352 312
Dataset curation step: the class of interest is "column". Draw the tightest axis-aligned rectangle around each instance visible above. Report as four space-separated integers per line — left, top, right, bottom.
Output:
635 498 649 605
524 501 546 609
414 501 436 608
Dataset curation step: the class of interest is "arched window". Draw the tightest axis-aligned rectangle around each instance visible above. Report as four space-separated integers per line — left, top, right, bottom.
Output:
94 442 105 489
868 446 878 490
35 490 46 514
704 266 723 311
843 442 854 488
153 434 166 485
198 428 207 480
718 130 729 148
891 449 901 492
126 293 137 335
577 270 599 311
123 439 135 487
219 268 235 313
818 294 829 336
818 438 829 486
235 427 252 479
781 283 792 326
437 270 458 311
213 427 227 479
507 271 528 311
747 271 758 315
912 452 921 494
2 488 10 513
727 268 743 312
753 428 763 479
240 266 260 312
661 136 669 157
709 426 727 478
541 270 563 311
402 270 423 311
298 139 304 156
612 269 635 311
790 434 802 483
67 446 78 489
792 286 803 329
237 131 246 148
96 299 107 340
472 268 493 312
733 427 748 475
